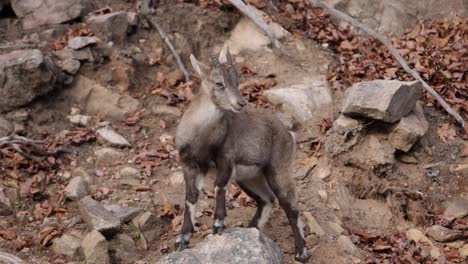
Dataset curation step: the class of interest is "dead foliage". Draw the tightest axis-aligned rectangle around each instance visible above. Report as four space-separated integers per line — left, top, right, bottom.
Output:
149 72 195 108
240 78 277 108
278 1 467 122
48 27 94 51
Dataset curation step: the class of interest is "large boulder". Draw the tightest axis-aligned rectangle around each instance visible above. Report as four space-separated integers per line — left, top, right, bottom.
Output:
64 75 139 120
264 78 333 127
78 196 121 236
11 0 94 30
342 80 422 123
0 49 62 112
334 0 467 35
157 228 284 264
86 11 129 43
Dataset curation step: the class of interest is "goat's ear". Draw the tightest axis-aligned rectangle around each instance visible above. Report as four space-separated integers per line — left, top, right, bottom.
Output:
190 54 209 78
218 45 230 64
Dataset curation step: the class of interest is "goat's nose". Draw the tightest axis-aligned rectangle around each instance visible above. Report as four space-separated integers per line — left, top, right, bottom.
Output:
238 100 247 107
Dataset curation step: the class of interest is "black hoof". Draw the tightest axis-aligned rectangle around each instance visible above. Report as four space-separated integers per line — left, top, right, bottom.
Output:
295 250 310 263
175 240 189 251
212 225 224 235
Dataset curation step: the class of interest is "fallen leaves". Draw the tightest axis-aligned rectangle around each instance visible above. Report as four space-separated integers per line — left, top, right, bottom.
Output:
39 226 62 246
158 202 180 219
0 228 17 240
240 78 277 108
48 28 94 51
438 123 457 143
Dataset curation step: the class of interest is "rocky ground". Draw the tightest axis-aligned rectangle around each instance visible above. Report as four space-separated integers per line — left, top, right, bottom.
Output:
0 0 467 264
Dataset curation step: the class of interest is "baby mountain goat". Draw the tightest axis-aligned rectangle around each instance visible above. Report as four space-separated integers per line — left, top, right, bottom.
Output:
175 47 308 262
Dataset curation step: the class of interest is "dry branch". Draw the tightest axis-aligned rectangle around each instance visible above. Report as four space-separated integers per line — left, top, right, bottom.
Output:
0 135 64 163
227 0 282 49
140 0 190 82
308 0 467 131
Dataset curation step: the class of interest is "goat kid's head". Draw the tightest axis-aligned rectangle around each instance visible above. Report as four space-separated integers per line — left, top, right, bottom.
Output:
189 47 246 112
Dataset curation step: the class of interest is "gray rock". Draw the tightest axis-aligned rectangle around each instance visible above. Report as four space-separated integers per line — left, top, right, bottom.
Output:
67 114 91 126
132 211 164 242
64 176 90 201
337 235 359 255
0 187 13 216
119 166 141 179
0 49 62 111
389 102 428 151
86 12 129 42
0 117 13 137
264 78 333 126
104 204 143 223
94 147 125 166
109 233 139 264
67 36 97 50
11 0 94 29
54 47 94 62
426 225 463 242
65 75 139 120
81 230 110 264
333 115 360 134
152 105 182 125
157 228 284 264
59 59 81 75
78 196 121 236
444 198 468 218
342 80 422 123
52 233 81 257
97 127 131 147
169 170 184 185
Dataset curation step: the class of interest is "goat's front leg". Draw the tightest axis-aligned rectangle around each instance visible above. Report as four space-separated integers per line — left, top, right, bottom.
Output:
212 159 233 235
175 164 204 251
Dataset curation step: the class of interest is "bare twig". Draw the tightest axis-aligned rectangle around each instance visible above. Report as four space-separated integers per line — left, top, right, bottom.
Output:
0 135 64 163
227 0 282 49
140 0 190 82
308 0 467 131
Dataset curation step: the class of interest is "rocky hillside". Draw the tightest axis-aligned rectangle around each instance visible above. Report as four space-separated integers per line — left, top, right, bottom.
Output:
0 0 467 264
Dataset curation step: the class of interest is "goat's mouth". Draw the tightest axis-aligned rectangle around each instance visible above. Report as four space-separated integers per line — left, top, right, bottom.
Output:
230 104 243 113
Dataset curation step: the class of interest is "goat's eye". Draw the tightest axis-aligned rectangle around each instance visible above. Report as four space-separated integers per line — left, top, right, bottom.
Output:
215 82 224 89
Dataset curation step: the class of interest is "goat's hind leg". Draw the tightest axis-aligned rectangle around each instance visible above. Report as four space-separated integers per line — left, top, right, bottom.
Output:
175 164 204 251
237 176 275 229
264 165 309 262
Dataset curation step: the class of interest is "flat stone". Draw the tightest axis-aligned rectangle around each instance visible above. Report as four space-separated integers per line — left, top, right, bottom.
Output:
52 233 81 257
54 47 94 62
64 176 90 201
342 80 422 123
327 221 345 235
318 190 328 203
86 11 128 42
65 75 139 120
264 78 333 126
0 117 13 137
103 204 143 223
157 228 284 264
81 230 110 264
333 115 360 134
0 49 62 111
94 147 125 166
78 196 121 236
119 166 141 179
169 170 184 185
11 0 94 29
444 198 468 218
97 127 131 147
67 114 91 126
426 225 463 242
303 212 325 237
67 36 97 50
389 102 428 151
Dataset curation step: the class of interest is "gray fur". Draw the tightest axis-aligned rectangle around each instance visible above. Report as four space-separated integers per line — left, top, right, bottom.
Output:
175 47 309 262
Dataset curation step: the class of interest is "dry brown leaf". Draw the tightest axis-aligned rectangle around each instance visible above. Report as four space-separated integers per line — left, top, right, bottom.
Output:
133 185 152 192
159 202 178 218
0 228 17 240
438 123 457 143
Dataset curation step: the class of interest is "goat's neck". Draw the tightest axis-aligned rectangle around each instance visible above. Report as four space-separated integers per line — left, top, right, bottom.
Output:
181 88 224 132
